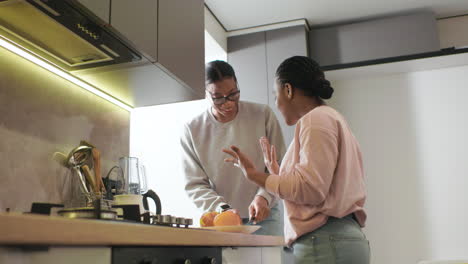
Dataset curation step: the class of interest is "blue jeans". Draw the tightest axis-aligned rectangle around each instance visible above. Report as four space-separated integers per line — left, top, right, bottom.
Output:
292 215 370 264
243 205 282 236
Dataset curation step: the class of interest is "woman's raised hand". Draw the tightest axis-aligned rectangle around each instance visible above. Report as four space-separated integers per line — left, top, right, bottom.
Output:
259 137 280 175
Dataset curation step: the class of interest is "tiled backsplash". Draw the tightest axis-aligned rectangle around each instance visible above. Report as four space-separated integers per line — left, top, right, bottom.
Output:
0 48 130 212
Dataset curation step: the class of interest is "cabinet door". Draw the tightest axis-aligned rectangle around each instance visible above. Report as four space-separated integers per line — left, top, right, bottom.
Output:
222 247 262 263
158 0 205 94
262 247 283 264
228 32 269 105
76 0 110 23
309 12 439 66
0 247 111 264
111 0 158 62
266 26 308 145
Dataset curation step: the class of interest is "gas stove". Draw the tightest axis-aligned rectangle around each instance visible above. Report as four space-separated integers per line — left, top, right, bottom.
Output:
29 202 193 228
26 202 221 263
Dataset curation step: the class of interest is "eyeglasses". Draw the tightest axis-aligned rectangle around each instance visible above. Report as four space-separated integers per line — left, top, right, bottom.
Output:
207 90 240 105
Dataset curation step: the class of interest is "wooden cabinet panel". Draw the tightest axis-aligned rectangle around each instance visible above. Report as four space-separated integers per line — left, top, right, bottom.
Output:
266 26 308 145
228 26 308 145
111 0 158 62
228 32 269 105
76 0 110 23
222 247 262 263
158 0 205 93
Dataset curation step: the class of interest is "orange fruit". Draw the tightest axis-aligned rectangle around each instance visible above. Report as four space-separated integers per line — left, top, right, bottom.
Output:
213 211 242 226
200 211 219 227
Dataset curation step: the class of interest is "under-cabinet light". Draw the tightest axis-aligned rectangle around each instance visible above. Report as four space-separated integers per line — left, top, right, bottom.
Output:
0 37 133 112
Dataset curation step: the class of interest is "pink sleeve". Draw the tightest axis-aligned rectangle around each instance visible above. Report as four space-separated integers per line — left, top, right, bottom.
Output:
266 125 339 205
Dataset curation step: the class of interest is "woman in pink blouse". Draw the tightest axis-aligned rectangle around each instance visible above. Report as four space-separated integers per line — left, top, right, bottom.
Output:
223 56 370 263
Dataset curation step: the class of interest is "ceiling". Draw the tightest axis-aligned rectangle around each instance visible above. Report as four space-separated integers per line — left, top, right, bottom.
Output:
205 0 468 31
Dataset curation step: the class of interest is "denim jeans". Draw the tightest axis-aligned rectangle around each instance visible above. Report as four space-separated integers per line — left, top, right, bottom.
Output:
292 215 370 264
243 204 283 236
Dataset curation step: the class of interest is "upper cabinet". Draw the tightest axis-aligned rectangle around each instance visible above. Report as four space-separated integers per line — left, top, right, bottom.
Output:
228 25 308 145
228 32 269 105
157 0 205 95
310 12 440 69
71 0 205 107
76 0 110 23
111 0 158 61
111 0 205 95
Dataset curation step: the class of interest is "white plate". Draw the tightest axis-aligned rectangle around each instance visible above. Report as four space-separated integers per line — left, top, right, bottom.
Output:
200 225 261 234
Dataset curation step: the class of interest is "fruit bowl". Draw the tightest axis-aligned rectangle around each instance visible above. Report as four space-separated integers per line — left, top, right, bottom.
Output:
199 225 261 234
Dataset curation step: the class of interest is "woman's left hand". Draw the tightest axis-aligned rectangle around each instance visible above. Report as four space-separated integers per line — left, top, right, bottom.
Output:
259 137 280 175
223 145 257 180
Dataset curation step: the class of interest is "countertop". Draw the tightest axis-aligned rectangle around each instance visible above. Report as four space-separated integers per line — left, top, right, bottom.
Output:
0 213 285 247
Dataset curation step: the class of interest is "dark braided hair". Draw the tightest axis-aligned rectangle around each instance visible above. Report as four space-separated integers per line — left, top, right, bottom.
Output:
206 60 237 85
276 56 333 103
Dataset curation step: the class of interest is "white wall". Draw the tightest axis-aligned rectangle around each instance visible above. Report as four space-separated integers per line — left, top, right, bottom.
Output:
130 100 209 225
328 64 468 264
204 6 227 52
205 31 227 63
205 5 228 63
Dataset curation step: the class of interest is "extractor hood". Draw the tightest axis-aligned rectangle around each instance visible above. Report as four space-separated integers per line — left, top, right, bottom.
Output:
0 0 141 71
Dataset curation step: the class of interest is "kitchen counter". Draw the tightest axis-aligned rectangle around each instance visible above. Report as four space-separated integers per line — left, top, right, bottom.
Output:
0 213 285 247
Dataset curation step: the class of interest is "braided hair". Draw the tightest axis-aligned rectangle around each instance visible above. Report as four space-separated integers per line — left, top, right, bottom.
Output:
206 60 237 85
276 56 333 103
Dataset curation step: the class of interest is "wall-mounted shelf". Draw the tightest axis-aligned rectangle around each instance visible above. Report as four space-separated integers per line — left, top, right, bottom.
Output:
325 47 468 81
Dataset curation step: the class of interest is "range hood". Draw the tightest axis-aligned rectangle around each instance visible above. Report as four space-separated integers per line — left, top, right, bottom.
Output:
0 0 141 71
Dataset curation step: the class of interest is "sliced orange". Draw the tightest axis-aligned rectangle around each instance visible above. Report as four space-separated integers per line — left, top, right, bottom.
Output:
213 211 242 226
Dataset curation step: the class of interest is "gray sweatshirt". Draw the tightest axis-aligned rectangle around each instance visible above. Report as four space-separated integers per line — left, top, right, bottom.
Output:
180 101 286 217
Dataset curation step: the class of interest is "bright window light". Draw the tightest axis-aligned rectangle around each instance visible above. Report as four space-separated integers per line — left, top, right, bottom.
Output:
130 100 208 224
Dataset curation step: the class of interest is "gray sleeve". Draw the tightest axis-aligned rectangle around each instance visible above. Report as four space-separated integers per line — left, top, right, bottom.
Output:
255 105 287 206
180 124 227 212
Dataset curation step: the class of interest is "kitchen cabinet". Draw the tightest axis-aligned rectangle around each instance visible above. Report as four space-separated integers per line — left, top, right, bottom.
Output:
309 12 439 68
325 48 468 82
0 246 282 264
222 247 262 263
0 247 111 264
227 32 269 105
111 0 158 61
223 247 282 264
438 15 468 49
0 213 286 263
228 25 309 145
76 0 110 23
265 26 309 146
70 0 205 107
111 0 205 94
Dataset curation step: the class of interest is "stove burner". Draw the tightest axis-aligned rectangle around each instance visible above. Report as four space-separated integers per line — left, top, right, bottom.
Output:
28 202 193 228
152 215 193 228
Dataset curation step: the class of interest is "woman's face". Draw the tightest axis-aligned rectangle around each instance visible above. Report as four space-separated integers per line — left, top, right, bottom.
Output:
206 77 240 122
274 79 296 126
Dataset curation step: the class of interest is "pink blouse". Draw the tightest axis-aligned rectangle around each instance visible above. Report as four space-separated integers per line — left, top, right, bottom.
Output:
265 105 367 246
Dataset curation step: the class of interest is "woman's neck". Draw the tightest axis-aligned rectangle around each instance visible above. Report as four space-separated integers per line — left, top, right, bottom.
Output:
295 97 322 120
